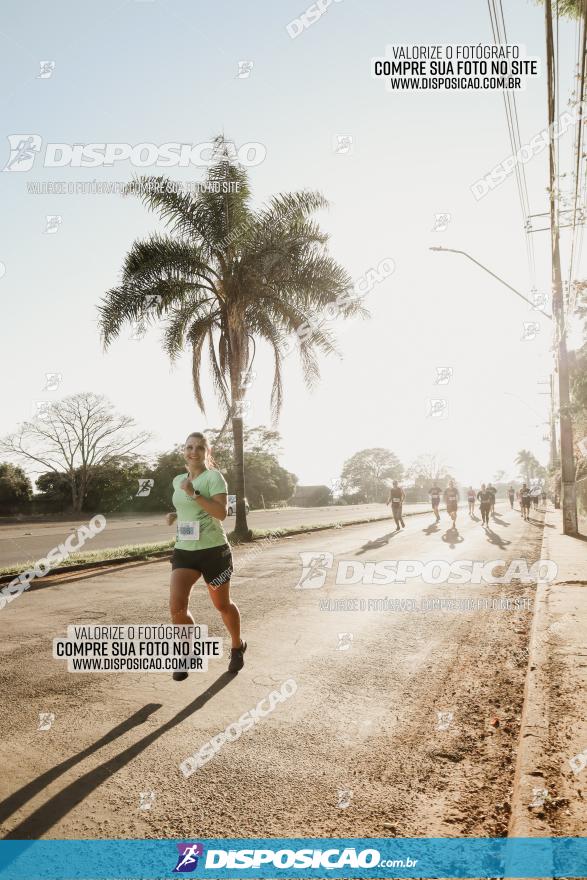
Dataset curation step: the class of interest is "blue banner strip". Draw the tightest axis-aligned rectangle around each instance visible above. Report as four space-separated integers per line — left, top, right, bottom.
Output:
0 837 586 878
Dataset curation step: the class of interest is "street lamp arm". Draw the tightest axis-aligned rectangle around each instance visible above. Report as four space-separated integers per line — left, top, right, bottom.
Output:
429 246 552 320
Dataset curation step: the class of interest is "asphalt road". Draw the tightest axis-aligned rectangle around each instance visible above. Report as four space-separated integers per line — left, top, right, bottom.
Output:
1 501 548 839
0 503 430 568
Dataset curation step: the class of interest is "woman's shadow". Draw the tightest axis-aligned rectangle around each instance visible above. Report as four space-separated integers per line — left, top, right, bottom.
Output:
1 672 234 842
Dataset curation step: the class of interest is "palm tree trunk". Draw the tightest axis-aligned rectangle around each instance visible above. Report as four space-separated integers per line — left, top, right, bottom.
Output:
228 320 251 542
231 413 251 541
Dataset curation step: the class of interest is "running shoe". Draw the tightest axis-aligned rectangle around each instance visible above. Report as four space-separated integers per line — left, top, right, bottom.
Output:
172 670 189 682
228 639 247 673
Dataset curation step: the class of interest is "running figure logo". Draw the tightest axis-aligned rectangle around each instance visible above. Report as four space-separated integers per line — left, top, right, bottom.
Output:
3 134 42 171
434 366 453 386
295 552 333 589
173 843 204 873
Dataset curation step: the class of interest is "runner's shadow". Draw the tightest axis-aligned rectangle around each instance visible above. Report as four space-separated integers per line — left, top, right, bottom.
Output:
491 513 509 528
469 513 481 522
422 523 441 535
2 673 234 841
357 531 402 553
0 704 162 826
484 527 511 550
441 528 464 549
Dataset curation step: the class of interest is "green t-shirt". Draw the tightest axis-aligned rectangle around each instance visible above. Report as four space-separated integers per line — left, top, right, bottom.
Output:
172 469 228 551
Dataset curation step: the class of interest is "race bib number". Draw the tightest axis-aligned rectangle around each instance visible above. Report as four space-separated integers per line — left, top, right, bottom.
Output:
177 521 200 541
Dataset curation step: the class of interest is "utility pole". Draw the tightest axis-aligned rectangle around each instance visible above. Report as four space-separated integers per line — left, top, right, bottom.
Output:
545 0 578 534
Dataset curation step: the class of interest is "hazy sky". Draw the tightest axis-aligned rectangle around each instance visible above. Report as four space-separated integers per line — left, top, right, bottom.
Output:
1 0 583 490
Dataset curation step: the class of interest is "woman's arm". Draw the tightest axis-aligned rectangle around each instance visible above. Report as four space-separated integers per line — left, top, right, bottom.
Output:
166 512 177 526
179 479 227 521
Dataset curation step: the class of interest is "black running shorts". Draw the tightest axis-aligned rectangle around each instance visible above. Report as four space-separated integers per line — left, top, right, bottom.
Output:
171 543 233 585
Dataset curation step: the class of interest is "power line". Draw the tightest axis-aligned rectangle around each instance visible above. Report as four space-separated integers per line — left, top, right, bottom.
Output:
487 0 537 292
568 0 587 312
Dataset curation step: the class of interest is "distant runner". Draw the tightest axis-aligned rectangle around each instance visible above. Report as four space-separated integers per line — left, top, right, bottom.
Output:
387 480 406 530
429 483 442 522
477 483 492 527
519 483 532 521
508 485 515 509
487 483 497 514
467 486 476 516
541 489 547 506
443 480 459 528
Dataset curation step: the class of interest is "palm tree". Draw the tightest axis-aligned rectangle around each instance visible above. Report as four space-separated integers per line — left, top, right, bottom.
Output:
515 449 539 483
98 137 364 539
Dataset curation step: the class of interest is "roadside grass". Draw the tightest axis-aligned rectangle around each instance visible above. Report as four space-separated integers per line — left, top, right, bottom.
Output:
0 540 174 577
0 511 402 578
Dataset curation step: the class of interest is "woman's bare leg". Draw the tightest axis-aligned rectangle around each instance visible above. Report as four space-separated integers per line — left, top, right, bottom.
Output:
169 568 201 624
207 580 241 648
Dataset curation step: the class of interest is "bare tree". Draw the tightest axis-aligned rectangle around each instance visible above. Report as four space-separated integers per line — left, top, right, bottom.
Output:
407 454 452 484
1 393 151 512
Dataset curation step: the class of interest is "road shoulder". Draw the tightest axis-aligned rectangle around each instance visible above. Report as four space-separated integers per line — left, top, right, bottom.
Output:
508 507 587 837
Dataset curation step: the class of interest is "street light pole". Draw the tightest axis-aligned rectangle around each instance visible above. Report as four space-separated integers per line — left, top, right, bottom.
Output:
429 246 552 319
544 0 578 535
429 244 577 531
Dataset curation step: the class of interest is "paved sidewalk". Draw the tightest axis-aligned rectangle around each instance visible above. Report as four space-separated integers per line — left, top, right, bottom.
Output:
509 507 587 837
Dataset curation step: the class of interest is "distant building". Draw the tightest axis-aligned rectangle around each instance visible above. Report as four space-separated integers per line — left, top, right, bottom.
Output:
289 485 332 507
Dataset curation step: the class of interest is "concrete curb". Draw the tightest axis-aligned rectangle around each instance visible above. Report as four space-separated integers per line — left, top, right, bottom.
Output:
508 508 555 839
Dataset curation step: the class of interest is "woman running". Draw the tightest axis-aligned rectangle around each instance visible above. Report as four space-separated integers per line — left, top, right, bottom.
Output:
467 486 476 516
166 432 246 680
387 480 406 530
443 480 459 528
477 483 492 527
